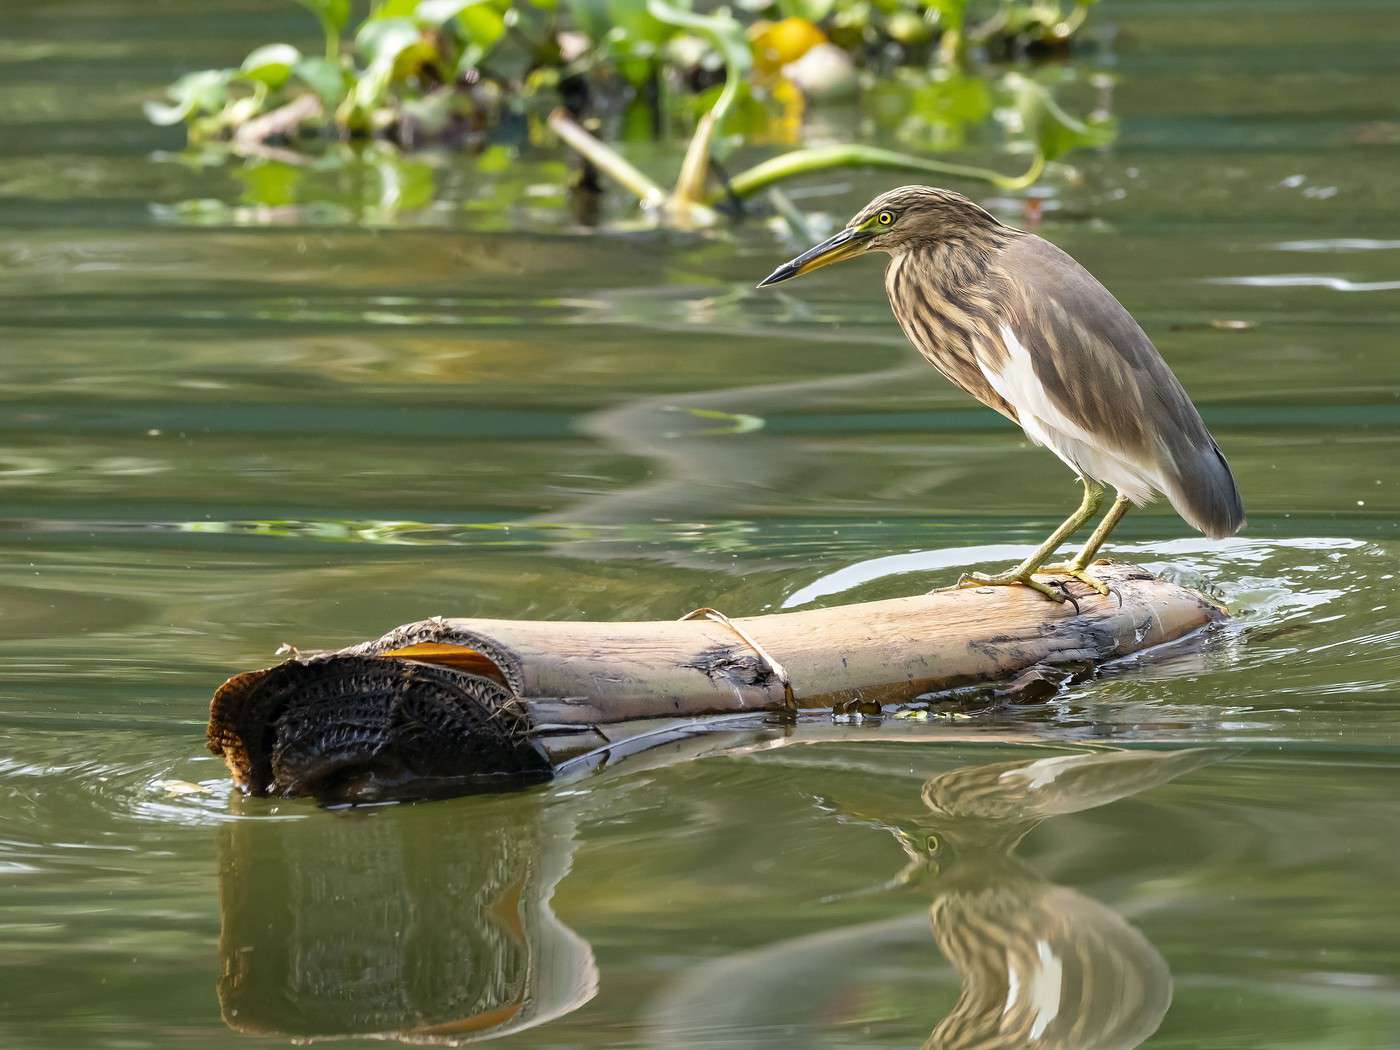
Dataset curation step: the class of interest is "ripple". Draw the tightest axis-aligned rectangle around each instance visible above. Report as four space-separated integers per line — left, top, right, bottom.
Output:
1206 274 1400 292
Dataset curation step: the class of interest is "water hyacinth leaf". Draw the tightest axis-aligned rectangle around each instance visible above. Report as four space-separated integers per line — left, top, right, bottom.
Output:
349 16 424 114
292 56 347 106
609 0 674 47
358 17 425 67
565 0 610 44
1003 71 1114 162
297 0 352 57
883 9 935 45
776 0 834 23
925 0 969 29
913 71 991 125
144 69 233 126
417 0 491 24
240 43 302 87
297 0 351 31
457 4 508 54
370 0 419 16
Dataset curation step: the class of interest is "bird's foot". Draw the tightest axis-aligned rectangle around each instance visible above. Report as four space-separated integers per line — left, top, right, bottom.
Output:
1038 561 1111 596
957 570 1073 605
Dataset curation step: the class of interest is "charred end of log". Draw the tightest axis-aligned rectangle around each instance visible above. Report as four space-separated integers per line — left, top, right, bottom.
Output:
207 655 551 802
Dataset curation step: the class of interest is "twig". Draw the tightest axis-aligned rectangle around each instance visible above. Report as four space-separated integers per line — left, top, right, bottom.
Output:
232 93 324 147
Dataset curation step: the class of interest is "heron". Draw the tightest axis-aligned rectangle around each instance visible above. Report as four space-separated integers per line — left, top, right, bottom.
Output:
757 185 1244 602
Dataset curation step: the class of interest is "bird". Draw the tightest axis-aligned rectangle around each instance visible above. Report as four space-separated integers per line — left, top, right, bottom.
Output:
756 185 1244 602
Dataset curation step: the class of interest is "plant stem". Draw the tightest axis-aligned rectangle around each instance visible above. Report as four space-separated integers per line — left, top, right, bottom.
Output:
1058 0 1092 38
546 108 667 210
320 16 340 62
720 145 1045 201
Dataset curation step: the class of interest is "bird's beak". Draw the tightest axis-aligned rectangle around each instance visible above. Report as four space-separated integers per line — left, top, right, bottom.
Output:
756 226 873 288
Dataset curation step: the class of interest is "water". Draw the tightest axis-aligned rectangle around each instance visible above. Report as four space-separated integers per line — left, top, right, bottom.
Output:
3 0 1400 1045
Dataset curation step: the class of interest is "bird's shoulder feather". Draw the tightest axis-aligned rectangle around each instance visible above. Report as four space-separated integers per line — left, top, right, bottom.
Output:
988 234 1244 537
991 234 1207 457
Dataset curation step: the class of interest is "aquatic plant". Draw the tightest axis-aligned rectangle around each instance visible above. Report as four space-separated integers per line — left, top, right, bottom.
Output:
145 0 1114 225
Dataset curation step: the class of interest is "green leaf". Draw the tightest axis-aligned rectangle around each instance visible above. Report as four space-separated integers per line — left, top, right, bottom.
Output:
777 0 835 21
358 17 423 67
911 71 990 125
416 0 491 24
297 0 351 32
144 69 233 126
347 18 423 117
925 0 968 30
292 56 347 106
565 0 611 42
370 0 419 16
240 43 302 87
609 0 673 46
456 4 507 51
1002 72 1115 162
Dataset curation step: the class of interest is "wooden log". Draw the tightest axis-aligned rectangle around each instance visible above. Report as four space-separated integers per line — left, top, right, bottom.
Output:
206 562 1222 801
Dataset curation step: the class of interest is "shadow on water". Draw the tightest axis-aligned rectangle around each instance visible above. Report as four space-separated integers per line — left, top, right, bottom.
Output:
216 743 1218 1047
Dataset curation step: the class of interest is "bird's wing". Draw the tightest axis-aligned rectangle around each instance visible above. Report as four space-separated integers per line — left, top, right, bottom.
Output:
990 235 1244 538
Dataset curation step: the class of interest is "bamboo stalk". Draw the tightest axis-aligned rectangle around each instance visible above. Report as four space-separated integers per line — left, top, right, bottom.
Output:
206 562 1223 800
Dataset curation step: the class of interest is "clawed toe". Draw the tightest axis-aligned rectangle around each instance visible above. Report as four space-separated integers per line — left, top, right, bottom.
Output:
1039 563 1111 596
956 571 1068 604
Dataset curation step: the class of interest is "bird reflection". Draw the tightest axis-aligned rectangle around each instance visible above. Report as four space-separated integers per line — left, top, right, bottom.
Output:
890 748 1216 1049
646 743 1215 1050
216 793 596 1043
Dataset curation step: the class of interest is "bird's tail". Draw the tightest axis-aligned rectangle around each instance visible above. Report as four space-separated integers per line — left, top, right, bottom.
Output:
1163 438 1245 540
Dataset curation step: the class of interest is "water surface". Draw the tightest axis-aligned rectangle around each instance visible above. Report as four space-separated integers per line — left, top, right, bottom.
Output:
2 1 1400 1046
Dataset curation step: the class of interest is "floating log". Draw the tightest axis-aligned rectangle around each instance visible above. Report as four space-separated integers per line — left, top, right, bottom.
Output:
206 562 1223 801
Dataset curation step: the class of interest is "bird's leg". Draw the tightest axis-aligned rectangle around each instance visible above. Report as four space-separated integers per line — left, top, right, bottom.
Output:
1041 493 1132 595
959 480 1104 602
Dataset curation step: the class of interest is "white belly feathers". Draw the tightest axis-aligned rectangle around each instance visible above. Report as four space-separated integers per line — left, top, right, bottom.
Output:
977 324 1160 505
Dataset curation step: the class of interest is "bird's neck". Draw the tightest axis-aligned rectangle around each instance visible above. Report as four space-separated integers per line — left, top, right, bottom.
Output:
883 235 1010 339
897 233 1008 296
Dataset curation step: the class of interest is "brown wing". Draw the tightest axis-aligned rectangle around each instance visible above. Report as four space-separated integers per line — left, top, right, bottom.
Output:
995 235 1244 538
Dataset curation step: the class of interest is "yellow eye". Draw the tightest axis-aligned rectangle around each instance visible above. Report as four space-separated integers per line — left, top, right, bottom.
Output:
877 211 895 226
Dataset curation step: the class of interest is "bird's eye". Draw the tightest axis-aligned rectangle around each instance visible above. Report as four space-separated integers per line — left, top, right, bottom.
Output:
877 211 895 226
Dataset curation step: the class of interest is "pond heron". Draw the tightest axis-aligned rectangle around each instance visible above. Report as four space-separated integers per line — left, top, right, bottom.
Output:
758 185 1244 602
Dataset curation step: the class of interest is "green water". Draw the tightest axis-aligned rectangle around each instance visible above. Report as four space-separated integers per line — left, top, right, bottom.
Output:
4 1 1400 1045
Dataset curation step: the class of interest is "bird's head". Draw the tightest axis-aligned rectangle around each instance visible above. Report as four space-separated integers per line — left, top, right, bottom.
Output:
756 185 1005 288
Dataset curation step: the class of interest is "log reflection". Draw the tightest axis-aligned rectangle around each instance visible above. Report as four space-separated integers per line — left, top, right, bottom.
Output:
216 794 596 1043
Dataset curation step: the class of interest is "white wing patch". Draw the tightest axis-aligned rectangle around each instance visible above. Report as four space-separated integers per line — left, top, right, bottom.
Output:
978 323 1160 505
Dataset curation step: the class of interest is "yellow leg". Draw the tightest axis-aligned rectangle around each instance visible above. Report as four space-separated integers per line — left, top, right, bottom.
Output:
1041 493 1132 595
959 480 1104 603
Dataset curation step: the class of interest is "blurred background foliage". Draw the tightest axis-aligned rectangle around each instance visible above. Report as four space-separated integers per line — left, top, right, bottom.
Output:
146 0 1114 225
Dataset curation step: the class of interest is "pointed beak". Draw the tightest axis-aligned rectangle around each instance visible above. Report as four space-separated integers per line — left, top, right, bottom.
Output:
756 226 874 288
